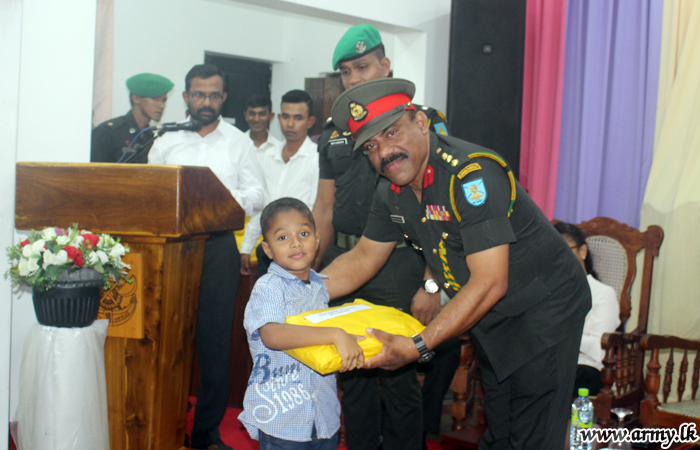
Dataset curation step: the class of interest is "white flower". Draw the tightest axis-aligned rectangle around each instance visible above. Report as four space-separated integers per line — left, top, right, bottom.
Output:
27 256 40 273
43 249 68 268
96 250 109 264
41 228 57 240
56 235 71 245
88 251 99 265
22 239 45 257
108 243 126 258
72 235 84 246
18 258 29 276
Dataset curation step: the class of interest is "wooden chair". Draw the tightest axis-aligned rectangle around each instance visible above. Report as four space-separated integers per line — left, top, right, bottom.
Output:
577 217 664 426
639 334 700 429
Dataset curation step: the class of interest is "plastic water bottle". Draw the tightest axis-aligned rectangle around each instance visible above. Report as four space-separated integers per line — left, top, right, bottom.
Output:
570 388 593 450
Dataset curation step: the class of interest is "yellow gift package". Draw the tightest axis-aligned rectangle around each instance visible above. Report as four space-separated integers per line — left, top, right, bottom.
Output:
283 299 425 375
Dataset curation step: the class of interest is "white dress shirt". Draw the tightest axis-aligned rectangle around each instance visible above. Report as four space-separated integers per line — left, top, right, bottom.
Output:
244 129 282 166
241 136 319 254
149 117 266 217
579 274 620 370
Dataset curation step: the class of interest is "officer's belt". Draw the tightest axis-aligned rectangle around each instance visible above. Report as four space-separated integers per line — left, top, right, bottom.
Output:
335 231 407 250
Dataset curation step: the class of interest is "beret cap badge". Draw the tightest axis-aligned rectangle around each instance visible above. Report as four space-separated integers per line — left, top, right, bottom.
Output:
355 40 367 54
349 102 368 122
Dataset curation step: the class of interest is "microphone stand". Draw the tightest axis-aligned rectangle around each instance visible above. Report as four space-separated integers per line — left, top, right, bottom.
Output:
118 130 165 164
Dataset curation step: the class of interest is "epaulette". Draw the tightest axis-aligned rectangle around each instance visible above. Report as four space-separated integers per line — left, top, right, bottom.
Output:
435 138 516 218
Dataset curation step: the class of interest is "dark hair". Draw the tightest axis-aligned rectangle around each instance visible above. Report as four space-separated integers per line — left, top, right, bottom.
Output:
246 95 272 111
260 198 315 241
554 221 598 279
281 89 313 117
185 63 226 92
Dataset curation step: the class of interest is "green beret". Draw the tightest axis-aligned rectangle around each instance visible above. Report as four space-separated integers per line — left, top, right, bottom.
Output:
333 24 383 70
331 78 416 150
126 73 174 98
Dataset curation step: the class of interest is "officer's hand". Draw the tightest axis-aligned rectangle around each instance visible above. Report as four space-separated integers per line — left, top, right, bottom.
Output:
362 328 419 370
411 288 441 325
240 253 252 275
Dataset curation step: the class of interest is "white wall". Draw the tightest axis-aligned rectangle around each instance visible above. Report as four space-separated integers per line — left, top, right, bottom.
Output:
111 0 451 140
4 0 97 425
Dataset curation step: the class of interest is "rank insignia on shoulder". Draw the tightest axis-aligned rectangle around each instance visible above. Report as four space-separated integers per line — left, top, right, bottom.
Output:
463 178 487 206
437 110 447 121
458 163 482 179
107 122 113 126
421 106 429 110
433 123 449 136
426 205 451 222
390 215 406 224
330 130 339 139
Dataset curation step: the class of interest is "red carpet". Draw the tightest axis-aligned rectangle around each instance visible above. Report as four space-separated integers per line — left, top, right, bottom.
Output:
186 397 442 449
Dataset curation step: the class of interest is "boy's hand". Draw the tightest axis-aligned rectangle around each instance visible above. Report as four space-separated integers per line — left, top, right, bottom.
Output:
333 330 366 372
240 253 252 275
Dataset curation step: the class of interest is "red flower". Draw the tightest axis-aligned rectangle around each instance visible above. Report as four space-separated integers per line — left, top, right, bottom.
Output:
81 233 100 249
21 239 30 247
64 245 84 267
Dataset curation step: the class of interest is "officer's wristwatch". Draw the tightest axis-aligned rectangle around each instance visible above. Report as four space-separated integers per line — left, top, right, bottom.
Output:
423 278 440 294
412 333 435 363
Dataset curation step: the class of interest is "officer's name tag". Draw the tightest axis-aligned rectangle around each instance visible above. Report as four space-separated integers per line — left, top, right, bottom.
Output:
390 215 406 223
329 138 348 146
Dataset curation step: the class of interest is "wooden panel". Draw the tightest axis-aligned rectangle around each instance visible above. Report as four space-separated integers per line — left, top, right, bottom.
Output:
105 236 205 450
15 162 244 237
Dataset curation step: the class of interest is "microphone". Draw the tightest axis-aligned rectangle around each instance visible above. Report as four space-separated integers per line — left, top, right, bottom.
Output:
151 119 202 132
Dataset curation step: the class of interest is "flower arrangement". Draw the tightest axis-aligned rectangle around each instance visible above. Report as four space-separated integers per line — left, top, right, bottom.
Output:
5 225 132 293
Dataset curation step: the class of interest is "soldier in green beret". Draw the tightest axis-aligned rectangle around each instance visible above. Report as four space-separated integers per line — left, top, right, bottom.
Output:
312 24 455 450
323 78 591 450
91 73 174 163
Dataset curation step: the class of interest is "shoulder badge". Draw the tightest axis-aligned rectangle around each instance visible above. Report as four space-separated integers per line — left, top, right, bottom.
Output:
463 178 487 206
458 163 481 179
434 123 448 136
107 122 113 127
349 102 368 121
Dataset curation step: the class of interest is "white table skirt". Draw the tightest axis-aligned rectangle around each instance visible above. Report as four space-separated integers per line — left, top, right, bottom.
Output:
15 319 110 450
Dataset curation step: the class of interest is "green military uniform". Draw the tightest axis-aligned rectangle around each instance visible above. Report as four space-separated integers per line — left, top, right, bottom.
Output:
91 111 155 163
362 133 591 450
318 107 452 450
91 72 173 164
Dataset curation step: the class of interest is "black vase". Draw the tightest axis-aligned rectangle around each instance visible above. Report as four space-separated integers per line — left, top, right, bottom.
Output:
32 268 104 328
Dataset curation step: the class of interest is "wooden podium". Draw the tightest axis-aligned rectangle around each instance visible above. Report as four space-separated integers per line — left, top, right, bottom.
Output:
15 162 245 450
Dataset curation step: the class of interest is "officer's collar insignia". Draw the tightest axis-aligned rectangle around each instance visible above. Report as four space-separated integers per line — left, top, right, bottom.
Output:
356 40 367 54
390 183 402 194
458 163 482 179
390 214 405 224
423 165 434 188
451 159 459 167
343 131 352 136
349 102 368 121
463 178 487 206
426 205 451 222
330 130 339 139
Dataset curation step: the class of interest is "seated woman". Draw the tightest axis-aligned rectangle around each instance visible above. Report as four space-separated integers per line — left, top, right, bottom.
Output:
555 222 620 396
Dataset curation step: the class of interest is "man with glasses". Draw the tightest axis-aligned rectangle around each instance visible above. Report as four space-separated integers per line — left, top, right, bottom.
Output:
149 63 266 450
91 72 173 163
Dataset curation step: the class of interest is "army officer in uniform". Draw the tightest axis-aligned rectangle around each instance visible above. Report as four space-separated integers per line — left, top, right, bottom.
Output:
321 78 592 450
91 73 173 163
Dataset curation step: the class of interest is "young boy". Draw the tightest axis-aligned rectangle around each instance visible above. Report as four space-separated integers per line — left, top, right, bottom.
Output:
239 197 365 449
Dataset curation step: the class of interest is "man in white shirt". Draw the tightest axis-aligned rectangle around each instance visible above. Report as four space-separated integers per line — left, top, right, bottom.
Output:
149 63 265 450
243 95 281 165
240 90 318 277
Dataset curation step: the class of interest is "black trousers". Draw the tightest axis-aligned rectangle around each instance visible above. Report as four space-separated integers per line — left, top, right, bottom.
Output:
420 337 462 435
325 243 424 450
476 319 584 450
190 233 241 448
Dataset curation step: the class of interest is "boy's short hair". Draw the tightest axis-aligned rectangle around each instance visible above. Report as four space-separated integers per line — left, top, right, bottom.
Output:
260 198 316 241
246 95 272 111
